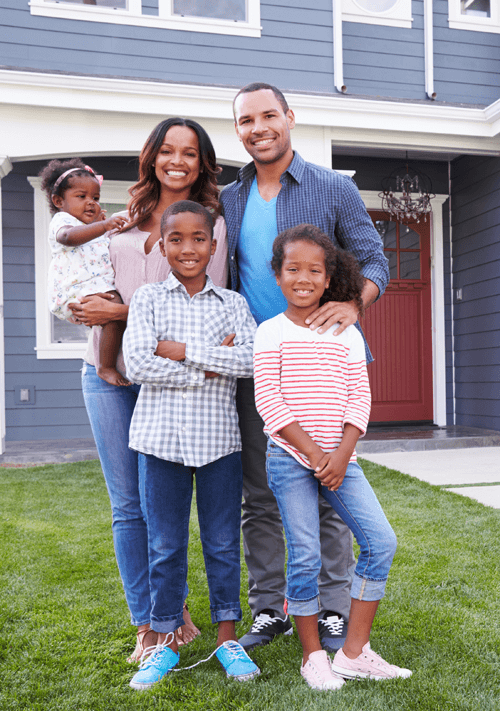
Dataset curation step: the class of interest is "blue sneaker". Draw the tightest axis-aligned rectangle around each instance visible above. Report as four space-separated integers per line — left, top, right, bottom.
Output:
129 644 179 690
216 640 260 681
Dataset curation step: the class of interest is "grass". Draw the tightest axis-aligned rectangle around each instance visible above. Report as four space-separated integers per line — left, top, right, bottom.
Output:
1 458 499 711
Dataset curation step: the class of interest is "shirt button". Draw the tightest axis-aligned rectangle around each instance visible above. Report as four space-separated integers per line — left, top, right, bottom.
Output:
191 333 195 338
193 376 198 381
182 393 187 399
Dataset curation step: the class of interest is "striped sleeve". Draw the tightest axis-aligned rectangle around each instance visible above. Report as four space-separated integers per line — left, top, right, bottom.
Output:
343 328 371 436
253 320 296 435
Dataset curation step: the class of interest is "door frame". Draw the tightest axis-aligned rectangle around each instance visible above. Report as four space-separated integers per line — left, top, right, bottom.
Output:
359 191 449 426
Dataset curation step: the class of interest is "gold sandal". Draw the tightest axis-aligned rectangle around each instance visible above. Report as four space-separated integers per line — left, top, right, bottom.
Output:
127 625 158 664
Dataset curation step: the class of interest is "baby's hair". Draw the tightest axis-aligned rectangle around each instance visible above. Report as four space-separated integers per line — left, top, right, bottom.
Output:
271 224 365 314
38 158 99 215
160 200 214 239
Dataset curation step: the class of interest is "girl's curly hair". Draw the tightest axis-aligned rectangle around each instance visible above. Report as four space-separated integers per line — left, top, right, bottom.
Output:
271 224 365 315
125 118 222 232
38 158 94 215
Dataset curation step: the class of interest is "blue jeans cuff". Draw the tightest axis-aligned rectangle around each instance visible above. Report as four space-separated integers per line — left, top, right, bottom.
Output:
351 573 387 601
151 612 185 634
286 595 320 616
211 605 242 624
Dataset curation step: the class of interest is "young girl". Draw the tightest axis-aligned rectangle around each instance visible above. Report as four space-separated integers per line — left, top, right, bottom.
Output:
40 158 129 387
253 224 412 691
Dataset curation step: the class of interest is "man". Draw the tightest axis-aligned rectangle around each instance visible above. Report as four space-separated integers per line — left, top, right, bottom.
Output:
220 82 389 653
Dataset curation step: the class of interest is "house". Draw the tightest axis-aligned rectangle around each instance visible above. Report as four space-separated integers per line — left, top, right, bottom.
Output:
0 0 499 452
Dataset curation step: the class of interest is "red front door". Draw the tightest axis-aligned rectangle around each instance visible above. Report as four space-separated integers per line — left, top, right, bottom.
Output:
361 212 433 422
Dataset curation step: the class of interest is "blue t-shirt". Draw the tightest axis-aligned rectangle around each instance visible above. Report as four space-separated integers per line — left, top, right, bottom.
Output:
237 177 288 325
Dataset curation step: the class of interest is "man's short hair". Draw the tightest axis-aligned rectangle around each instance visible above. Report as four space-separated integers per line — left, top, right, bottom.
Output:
160 200 214 238
233 82 289 116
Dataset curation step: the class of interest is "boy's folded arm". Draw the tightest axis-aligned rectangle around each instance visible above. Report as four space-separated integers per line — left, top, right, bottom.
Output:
123 291 203 388
184 297 257 378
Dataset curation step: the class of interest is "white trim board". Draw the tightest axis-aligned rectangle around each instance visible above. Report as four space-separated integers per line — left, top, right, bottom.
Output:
1 70 500 158
359 191 448 427
0 157 11 454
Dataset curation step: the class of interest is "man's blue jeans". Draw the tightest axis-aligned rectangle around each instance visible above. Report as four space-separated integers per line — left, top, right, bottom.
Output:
266 440 397 616
82 363 151 626
139 451 243 634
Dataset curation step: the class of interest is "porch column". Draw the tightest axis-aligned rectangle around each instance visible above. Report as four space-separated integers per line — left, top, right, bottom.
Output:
0 156 13 454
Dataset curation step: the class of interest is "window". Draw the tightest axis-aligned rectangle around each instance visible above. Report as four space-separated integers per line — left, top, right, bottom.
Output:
30 0 261 37
461 0 490 17
342 0 412 28
173 0 246 22
449 0 499 32
28 177 132 359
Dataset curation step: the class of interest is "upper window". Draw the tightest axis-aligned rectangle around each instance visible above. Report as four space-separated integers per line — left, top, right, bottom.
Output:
30 0 261 37
342 0 412 28
449 0 499 32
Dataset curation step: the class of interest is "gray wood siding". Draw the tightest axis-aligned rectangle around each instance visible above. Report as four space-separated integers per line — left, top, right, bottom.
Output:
0 0 497 103
434 0 500 105
451 155 500 431
2 167 91 441
342 3 425 100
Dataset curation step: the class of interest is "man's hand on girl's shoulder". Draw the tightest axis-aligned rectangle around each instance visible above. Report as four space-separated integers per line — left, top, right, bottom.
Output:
305 300 359 336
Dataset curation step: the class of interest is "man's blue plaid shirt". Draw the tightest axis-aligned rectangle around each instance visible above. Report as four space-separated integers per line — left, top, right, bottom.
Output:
220 151 390 362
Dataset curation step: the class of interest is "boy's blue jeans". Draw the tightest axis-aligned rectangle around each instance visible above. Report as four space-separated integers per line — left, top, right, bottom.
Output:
139 451 243 633
266 440 397 616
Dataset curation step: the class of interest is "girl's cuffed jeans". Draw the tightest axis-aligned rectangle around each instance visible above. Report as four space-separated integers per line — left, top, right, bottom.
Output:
82 362 151 626
266 440 397 616
139 451 243 634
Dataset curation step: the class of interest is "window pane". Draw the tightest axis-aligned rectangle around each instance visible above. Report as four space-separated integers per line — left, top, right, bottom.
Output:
461 0 490 17
375 220 397 248
354 0 398 12
399 225 420 249
46 0 127 6
400 251 420 280
385 251 398 280
52 316 89 344
173 0 246 21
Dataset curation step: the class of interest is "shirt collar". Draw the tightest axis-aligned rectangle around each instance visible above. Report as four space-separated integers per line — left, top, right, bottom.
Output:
165 271 225 301
237 150 305 186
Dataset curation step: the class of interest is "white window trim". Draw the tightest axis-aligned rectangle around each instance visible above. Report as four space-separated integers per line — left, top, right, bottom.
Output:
29 177 132 360
342 0 412 28
449 0 499 33
29 0 262 37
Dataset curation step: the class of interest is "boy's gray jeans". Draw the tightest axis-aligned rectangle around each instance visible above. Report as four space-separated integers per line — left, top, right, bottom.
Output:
236 377 355 620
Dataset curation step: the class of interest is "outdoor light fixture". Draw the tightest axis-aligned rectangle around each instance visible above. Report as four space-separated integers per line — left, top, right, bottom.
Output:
379 155 435 223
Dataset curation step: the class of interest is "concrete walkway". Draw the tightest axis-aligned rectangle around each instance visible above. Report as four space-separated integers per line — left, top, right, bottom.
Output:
361 447 500 509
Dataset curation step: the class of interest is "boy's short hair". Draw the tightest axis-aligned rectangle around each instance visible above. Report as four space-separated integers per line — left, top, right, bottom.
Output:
233 82 289 116
160 200 214 238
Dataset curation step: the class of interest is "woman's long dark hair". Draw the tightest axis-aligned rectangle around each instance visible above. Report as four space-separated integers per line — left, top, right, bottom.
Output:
271 224 365 314
125 118 222 231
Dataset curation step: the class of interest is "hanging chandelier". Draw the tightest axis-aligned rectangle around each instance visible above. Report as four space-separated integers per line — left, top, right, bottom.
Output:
379 156 435 223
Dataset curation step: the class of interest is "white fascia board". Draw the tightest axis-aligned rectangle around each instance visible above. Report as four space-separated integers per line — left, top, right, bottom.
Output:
1 69 500 154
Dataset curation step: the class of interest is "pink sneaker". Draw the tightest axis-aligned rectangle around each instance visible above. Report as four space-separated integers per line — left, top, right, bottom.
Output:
300 650 345 690
332 643 412 680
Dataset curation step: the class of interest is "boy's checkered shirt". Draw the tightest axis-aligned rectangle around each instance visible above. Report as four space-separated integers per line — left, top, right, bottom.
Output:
123 273 257 467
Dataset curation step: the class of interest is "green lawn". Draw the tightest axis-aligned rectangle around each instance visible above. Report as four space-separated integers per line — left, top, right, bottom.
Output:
1 458 499 710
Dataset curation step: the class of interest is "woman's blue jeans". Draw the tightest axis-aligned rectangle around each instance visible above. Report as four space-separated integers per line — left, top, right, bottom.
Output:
82 363 151 626
139 451 243 634
266 440 397 616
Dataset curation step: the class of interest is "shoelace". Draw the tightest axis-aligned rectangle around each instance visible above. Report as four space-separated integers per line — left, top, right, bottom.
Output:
138 631 175 669
250 613 275 632
217 640 248 662
321 615 343 635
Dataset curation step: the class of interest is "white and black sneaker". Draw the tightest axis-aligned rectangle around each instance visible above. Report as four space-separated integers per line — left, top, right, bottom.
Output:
238 609 293 651
318 611 348 653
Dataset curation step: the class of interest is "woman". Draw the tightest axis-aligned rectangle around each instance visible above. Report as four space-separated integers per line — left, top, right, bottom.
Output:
70 118 228 662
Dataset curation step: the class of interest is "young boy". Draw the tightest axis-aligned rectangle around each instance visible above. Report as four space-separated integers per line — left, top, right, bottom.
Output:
123 200 259 690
